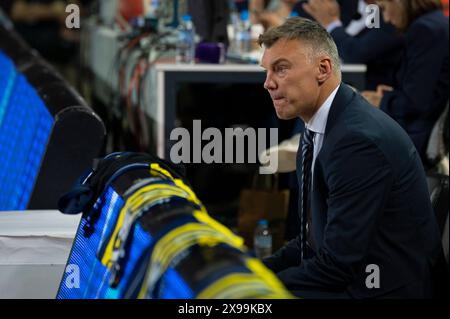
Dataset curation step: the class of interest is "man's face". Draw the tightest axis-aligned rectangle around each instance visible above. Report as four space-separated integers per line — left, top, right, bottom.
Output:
261 38 321 121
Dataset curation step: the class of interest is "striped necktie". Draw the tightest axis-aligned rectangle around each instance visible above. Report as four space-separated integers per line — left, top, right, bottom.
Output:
299 128 315 261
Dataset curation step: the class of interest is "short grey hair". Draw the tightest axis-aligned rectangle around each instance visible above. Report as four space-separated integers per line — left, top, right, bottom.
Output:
258 17 341 75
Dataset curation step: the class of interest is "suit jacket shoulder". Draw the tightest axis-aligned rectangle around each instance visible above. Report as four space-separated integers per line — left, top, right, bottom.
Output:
408 10 449 36
322 84 417 168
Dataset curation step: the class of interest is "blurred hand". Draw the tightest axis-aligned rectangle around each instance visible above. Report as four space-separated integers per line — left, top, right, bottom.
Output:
362 84 393 107
259 12 285 29
362 91 381 107
60 28 80 43
303 0 341 28
11 0 69 24
51 1 68 24
376 84 394 95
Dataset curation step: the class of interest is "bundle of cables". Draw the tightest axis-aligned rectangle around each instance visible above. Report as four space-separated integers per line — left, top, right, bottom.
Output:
110 30 175 152
57 152 293 299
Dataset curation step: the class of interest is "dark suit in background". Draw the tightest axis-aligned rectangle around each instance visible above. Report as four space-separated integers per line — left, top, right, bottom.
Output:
295 0 404 90
294 0 360 27
380 10 449 162
330 18 404 90
264 84 442 298
188 0 230 46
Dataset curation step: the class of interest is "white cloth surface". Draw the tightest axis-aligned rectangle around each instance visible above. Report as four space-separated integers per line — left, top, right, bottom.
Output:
0 210 80 238
0 210 81 299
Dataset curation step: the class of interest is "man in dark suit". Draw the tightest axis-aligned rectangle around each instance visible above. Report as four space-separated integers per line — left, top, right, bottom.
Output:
259 17 441 298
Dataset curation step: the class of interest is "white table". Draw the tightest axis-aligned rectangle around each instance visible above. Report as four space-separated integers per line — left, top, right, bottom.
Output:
0 210 81 299
153 63 367 158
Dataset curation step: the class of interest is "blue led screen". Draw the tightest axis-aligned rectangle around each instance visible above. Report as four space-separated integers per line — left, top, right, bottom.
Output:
0 51 53 210
56 185 194 299
0 51 16 128
58 186 130 299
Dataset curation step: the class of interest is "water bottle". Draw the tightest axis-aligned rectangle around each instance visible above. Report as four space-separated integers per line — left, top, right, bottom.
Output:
229 11 240 54
236 10 252 54
289 11 299 18
253 219 272 259
176 14 196 64
145 0 159 19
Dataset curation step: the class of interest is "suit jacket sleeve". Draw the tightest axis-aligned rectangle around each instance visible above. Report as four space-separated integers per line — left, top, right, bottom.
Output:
262 236 302 273
275 132 394 291
380 21 446 119
330 23 400 64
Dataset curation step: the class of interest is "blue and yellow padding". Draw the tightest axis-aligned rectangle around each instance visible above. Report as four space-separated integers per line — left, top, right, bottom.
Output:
58 157 294 299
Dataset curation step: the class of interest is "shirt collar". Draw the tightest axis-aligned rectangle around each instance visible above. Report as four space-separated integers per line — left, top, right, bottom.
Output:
306 85 340 135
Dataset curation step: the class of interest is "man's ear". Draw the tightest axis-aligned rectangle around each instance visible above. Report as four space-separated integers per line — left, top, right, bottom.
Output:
317 57 333 84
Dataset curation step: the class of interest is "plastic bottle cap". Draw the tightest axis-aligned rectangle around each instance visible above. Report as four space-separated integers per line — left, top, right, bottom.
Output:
240 10 249 22
258 219 268 226
182 14 192 22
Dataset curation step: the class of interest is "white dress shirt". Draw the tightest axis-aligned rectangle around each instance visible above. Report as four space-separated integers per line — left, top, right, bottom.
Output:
305 85 340 178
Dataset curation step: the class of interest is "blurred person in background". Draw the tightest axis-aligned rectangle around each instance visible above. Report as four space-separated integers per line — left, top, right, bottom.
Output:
189 0 230 45
362 0 449 167
303 0 404 90
295 0 361 26
252 0 299 28
0 0 81 64
250 1 404 90
251 0 361 30
442 0 449 16
0 0 94 89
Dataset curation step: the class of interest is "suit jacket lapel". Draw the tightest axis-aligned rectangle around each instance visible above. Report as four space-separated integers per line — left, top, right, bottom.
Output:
324 83 356 139
302 83 356 190
312 83 356 191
